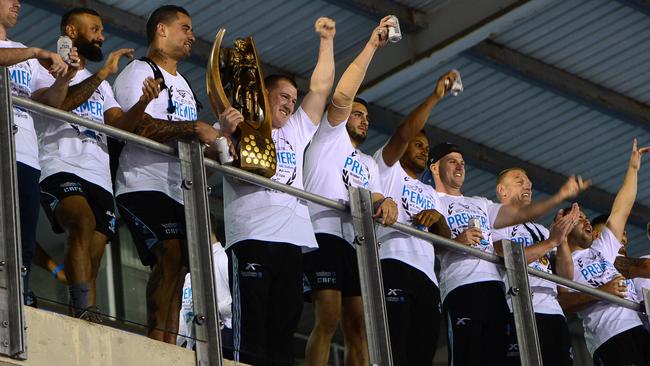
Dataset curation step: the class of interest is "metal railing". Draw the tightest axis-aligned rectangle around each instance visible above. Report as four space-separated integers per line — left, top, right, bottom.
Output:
0 66 647 365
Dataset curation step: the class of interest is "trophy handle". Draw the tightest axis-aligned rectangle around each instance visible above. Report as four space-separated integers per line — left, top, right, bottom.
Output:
206 28 231 117
246 36 273 132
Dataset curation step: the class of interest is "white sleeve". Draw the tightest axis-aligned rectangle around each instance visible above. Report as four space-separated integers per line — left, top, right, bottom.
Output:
102 81 121 112
372 142 394 173
368 158 382 194
485 199 502 229
31 64 55 91
113 61 152 111
311 110 347 145
591 227 622 263
289 107 318 143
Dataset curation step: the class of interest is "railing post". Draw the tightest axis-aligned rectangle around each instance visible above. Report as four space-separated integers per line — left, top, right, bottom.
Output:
348 187 393 366
502 239 542 366
178 141 222 366
643 288 650 325
0 67 26 359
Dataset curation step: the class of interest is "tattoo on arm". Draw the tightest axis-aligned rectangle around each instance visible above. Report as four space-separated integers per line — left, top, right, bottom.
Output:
132 115 195 143
60 74 104 111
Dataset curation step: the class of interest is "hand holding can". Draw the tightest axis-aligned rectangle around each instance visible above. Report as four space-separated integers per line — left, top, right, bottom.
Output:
444 69 464 96
57 36 73 64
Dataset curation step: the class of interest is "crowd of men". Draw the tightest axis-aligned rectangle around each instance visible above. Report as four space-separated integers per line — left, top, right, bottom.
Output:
3 1 650 365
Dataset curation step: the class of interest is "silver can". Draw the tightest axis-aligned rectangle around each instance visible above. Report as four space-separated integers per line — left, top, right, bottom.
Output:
387 15 402 43
444 69 464 96
468 217 481 229
215 136 234 165
57 35 73 64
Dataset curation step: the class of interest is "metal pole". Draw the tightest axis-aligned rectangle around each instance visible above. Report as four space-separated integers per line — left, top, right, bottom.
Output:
179 141 222 366
348 187 393 366
644 288 650 324
502 239 542 366
0 67 26 359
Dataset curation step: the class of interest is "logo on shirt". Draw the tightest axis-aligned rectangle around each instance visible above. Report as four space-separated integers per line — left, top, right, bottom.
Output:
577 250 638 301
9 62 33 97
271 133 297 186
400 177 437 229
509 225 551 273
341 150 371 189
168 86 198 121
445 202 491 249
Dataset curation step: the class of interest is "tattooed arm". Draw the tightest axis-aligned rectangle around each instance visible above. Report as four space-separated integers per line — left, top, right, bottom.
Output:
132 114 219 145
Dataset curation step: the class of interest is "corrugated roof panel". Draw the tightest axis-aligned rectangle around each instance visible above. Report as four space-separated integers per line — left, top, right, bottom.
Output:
493 0 650 104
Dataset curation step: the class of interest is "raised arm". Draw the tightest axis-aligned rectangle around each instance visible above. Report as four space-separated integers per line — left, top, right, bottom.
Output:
381 71 458 166
300 17 336 125
104 77 161 132
327 16 393 126
493 175 590 229
607 139 650 241
0 47 67 77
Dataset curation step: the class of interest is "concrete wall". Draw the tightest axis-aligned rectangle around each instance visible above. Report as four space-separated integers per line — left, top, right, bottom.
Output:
0 307 243 366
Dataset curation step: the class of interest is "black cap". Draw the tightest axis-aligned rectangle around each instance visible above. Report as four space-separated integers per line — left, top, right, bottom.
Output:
429 142 463 164
353 97 368 109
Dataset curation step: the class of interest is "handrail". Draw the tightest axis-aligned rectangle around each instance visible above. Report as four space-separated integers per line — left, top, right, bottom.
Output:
13 95 644 313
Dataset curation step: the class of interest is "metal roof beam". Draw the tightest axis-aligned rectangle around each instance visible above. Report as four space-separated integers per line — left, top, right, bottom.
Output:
365 103 650 227
321 0 427 32
467 40 650 129
25 0 311 91
617 0 650 17
360 0 556 100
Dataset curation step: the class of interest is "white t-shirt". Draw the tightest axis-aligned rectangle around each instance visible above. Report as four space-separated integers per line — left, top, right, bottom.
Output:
571 227 643 355
2 40 45 169
113 60 198 204
223 107 318 250
437 193 503 302
177 242 232 349
372 146 441 285
304 114 382 246
492 222 563 315
633 255 650 301
33 68 119 193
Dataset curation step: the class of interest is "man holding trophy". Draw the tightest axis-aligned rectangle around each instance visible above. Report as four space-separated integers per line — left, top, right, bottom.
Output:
217 17 336 365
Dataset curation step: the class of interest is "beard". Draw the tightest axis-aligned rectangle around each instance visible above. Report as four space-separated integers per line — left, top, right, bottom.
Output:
346 124 367 145
77 38 103 62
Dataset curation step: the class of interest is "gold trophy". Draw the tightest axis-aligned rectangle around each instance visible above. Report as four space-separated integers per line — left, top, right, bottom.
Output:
206 29 277 178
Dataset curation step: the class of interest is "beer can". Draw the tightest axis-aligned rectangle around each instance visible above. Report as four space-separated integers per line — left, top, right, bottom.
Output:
444 69 464 97
387 15 402 43
468 217 480 229
57 35 73 63
215 136 234 165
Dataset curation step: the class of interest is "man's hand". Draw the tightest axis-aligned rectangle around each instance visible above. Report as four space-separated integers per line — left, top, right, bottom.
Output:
315 17 336 40
367 16 395 49
139 77 162 104
598 276 628 298
34 47 68 78
373 198 397 226
558 175 591 200
549 204 579 246
98 48 134 80
194 121 219 145
434 70 461 99
629 138 650 171
454 227 483 246
219 107 244 136
412 209 444 228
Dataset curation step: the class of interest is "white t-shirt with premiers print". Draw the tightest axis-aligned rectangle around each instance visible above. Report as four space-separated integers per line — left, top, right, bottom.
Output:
223 107 318 251
492 222 563 315
437 193 503 301
113 60 198 204
34 68 120 193
571 227 643 355
372 146 441 285
2 40 45 170
304 113 381 246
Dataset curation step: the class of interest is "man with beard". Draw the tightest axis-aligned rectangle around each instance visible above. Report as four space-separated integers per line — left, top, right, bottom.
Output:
429 143 589 365
559 139 650 365
303 17 398 366
0 0 69 305
369 71 457 365
31 7 160 321
111 5 228 343
491 168 577 366
220 16 335 365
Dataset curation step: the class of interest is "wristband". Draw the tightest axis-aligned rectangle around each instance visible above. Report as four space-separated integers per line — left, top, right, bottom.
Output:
373 196 393 211
51 264 64 279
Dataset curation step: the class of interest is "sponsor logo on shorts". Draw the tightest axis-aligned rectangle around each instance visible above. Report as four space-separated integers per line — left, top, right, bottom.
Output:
386 288 405 303
106 210 116 233
161 222 179 235
315 271 336 284
60 181 82 193
241 263 263 278
456 317 471 326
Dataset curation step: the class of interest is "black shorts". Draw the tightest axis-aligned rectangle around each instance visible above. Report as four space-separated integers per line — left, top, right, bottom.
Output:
593 325 650 366
505 312 572 366
116 191 186 266
303 233 360 298
381 258 441 365
443 281 509 366
40 172 116 239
